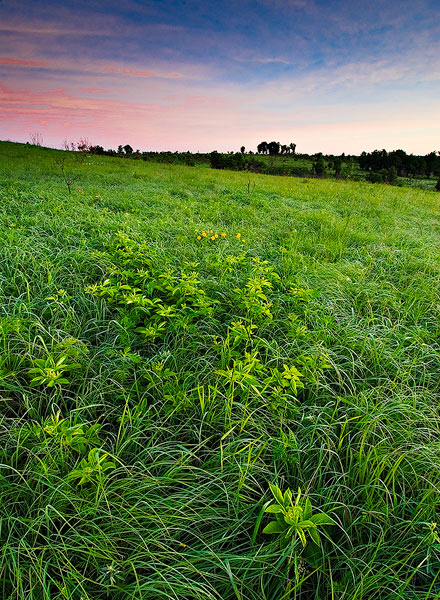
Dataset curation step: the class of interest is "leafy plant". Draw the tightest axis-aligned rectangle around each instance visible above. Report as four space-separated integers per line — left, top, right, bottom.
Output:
38 410 101 453
67 448 116 485
262 483 336 548
28 355 82 387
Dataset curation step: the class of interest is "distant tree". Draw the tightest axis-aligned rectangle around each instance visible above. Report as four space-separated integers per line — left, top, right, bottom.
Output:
333 157 342 178
257 141 268 154
367 171 385 184
123 144 133 156
341 157 354 179
267 141 280 155
387 166 397 184
77 137 90 154
240 145 245 154
210 151 224 170
89 145 105 155
289 143 296 155
313 157 326 176
30 131 43 146
425 151 439 177
209 151 245 171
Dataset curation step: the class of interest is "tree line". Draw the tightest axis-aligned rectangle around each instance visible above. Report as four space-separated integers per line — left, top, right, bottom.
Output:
52 135 440 190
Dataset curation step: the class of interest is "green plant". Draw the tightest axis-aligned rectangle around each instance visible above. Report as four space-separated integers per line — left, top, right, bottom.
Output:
67 448 116 485
262 483 336 548
37 410 102 453
28 354 82 387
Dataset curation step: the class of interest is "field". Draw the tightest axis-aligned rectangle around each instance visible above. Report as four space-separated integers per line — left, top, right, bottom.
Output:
1 141 440 599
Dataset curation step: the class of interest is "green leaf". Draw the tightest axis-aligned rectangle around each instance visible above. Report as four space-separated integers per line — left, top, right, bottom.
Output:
275 513 286 526
309 527 321 546
298 528 307 547
283 488 293 508
63 363 82 371
262 521 286 534
296 520 316 529
265 504 284 514
309 512 336 526
102 461 116 472
303 497 313 520
269 483 284 505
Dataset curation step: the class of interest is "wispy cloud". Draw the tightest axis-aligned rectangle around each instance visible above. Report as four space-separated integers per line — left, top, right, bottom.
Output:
103 67 181 79
234 56 292 65
81 87 111 94
0 25 109 36
0 56 48 67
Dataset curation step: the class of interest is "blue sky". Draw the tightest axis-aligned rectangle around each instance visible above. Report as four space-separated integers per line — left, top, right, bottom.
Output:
0 0 439 153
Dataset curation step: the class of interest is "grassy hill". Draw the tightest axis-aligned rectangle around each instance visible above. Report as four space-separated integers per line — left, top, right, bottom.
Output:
1 141 440 599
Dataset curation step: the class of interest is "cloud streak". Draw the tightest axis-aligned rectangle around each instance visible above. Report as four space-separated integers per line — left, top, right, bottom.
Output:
0 56 49 67
103 67 181 79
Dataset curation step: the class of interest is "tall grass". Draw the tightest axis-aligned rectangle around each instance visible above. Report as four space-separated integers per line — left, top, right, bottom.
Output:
1 141 440 599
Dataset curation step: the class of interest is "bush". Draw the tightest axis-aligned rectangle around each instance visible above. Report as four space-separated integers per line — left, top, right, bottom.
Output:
209 151 245 171
367 167 398 184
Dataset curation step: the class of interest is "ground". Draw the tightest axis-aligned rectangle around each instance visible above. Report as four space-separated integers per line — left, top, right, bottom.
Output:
1 141 440 599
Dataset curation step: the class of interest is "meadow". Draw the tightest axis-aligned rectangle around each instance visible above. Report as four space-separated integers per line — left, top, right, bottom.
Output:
1 140 440 599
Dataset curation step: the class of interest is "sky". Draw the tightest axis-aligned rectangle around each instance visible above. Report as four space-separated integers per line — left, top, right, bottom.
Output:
0 0 439 154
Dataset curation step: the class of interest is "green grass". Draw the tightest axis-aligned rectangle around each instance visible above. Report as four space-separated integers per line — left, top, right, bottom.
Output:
1 140 440 599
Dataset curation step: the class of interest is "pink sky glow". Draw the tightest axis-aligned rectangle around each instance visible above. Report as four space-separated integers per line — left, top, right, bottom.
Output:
0 0 439 154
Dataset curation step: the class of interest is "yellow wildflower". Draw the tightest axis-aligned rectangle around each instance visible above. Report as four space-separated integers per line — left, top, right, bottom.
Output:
236 233 241 239
202 232 207 237
197 235 201 240
221 232 226 237
211 235 215 240
214 234 219 238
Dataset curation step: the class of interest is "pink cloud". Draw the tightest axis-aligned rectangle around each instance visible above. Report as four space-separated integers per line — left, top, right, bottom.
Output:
0 56 49 67
0 81 438 155
0 82 233 149
103 67 181 79
82 87 110 94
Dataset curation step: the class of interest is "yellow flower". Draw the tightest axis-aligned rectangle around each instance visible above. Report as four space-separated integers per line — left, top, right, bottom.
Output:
236 233 241 239
214 234 219 238
202 232 207 237
241 238 246 243
211 235 215 240
221 232 226 237
197 235 201 240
